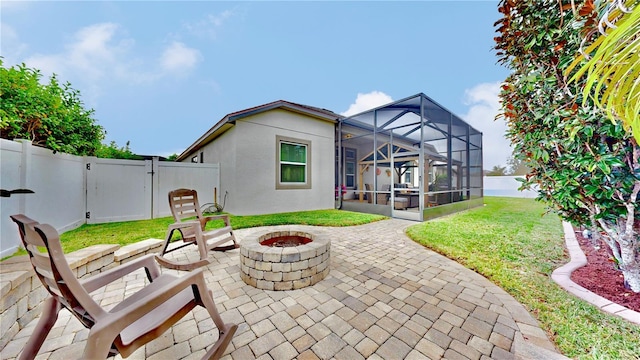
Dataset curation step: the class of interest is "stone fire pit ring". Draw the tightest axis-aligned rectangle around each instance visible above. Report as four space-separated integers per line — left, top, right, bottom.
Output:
239 228 330 291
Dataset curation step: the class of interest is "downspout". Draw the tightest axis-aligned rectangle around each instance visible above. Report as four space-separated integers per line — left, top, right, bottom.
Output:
373 110 378 204
419 96 425 221
480 131 484 198
447 113 453 195
337 119 343 209
466 126 471 202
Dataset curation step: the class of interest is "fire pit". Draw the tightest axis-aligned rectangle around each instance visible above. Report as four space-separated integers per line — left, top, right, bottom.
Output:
239 228 330 290
260 235 312 247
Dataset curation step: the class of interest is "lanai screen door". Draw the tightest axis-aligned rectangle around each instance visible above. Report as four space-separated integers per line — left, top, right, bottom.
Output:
391 150 422 221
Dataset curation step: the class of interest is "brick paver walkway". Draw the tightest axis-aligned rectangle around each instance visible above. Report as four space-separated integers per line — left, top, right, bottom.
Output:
1 219 568 359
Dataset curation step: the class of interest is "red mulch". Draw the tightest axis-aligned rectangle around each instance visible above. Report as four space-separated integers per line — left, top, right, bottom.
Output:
570 229 640 312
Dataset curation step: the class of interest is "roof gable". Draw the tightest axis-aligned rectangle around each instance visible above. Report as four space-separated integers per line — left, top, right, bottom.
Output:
177 100 341 161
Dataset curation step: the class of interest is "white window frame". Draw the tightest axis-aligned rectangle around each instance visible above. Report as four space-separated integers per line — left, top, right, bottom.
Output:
344 147 356 189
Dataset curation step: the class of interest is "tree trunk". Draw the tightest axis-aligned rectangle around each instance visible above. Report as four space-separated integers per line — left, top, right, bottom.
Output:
622 265 640 293
597 219 640 293
619 239 640 292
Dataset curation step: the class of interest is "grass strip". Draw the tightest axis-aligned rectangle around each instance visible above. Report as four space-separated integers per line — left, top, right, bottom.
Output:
53 209 385 253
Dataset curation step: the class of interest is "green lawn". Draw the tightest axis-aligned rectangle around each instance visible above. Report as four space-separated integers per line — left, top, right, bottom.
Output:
56 209 386 253
405 197 640 359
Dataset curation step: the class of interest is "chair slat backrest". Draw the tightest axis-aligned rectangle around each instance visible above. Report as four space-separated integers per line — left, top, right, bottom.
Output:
29 249 63 298
10 215 104 328
168 188 204 224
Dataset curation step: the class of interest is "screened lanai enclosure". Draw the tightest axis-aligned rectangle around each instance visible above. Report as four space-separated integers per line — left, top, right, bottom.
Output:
335 93 483 221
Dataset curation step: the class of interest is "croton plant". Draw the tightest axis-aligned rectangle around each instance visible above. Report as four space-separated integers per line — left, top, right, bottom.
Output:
494 0 639 292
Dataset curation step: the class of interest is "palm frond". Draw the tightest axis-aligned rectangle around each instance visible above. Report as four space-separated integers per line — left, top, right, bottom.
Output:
567 0 640 142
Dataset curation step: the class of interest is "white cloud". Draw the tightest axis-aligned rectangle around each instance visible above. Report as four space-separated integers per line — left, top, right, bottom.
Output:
0 1 30 12
23 53 64 77
24 23 130 82
1 22 19 42
160 41 201 73
12 22 203 102
0 22 28 65
67 23 123 78
341 91 394 117
460 82 512 169
185 10 233 39
0 22 206 112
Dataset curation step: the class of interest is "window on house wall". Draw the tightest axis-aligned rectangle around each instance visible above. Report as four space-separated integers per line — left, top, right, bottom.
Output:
404 169 412 184
335 147 357 189
191 155 198 163
200 152 204 163
276 136 311 189
345 148 356 188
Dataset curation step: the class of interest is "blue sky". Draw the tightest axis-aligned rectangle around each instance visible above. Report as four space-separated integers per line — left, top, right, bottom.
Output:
1 1 511 169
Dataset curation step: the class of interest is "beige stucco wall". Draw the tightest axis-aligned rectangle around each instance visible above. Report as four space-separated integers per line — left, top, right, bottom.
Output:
232 109 335 215
189 108 335 215
197 127 237 210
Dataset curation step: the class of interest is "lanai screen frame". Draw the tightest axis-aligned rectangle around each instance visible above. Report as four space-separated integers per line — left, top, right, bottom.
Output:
335 93 483 220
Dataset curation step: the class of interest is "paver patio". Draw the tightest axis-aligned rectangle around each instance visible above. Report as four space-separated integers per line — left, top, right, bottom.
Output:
1 219 568 359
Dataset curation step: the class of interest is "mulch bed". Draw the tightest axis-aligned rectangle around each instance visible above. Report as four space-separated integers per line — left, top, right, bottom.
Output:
570 229 639 312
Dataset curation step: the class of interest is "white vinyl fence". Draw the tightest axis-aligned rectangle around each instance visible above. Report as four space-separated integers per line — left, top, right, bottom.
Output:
483 176 538 198
1 139 220 258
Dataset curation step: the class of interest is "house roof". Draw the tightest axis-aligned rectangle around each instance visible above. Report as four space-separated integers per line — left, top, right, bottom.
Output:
177 100 343 161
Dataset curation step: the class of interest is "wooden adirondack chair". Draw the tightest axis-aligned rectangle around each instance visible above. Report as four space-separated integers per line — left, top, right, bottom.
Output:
156 188 239 271
10 214 236 360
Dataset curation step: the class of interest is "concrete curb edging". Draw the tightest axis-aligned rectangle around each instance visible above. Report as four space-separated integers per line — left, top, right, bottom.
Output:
551 221 640 325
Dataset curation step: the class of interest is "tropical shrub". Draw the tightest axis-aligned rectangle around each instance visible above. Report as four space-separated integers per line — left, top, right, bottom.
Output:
494 0 640 291
485 165 507 176
0 61 105 156
95 141 143 160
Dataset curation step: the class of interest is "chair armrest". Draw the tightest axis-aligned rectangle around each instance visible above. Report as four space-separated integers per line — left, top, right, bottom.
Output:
81 254 161 293
93 269 210 333
167 221 200 232
201 214 231 227
10 214 39 227
165 221 202 240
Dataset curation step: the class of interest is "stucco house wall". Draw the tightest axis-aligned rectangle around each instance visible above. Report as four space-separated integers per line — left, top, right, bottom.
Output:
182 105 336 215
233 109 334 215
198 126 237 209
